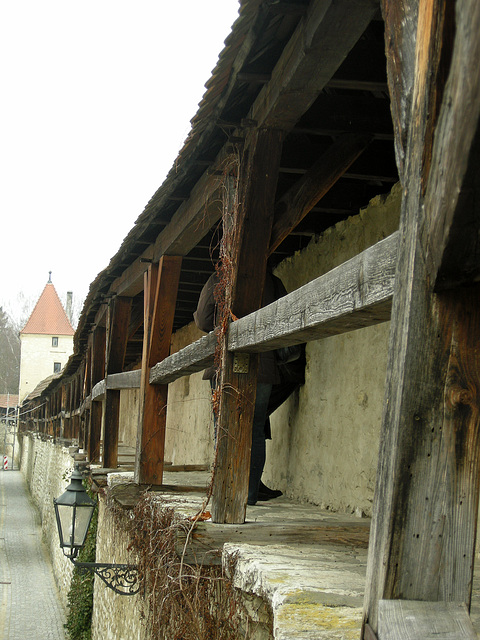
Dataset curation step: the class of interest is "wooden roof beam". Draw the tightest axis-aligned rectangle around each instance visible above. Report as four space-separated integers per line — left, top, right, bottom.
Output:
92 0 378 311
270 133 373 253
252 0 379 129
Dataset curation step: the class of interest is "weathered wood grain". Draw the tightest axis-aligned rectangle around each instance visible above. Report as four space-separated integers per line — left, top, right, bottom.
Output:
252 0 379 129
149 233 398 386
381 0 418 181
149 331 217 385
212 128 283 525
269 133 373 253
230 231 398 353
104 296 132 469
363 2 480 635
424 2 480 289
91 380 105 401
87 326 105 463
107 370 141 390
135 257 182 485
378 600 476 640
176 519 370 566
91 370 142 399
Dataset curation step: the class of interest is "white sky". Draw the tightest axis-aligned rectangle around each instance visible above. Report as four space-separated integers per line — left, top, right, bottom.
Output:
1 0 240 323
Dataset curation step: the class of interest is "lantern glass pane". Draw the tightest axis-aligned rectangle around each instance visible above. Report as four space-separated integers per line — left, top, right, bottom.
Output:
56 503 74 548
72 504 94 546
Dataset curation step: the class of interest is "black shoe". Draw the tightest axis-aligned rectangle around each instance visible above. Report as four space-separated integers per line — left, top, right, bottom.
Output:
257 482 283 501
247 499 257 506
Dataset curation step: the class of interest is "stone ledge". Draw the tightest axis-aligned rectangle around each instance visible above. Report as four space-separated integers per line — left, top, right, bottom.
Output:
99 471 372 638
225 542 366 640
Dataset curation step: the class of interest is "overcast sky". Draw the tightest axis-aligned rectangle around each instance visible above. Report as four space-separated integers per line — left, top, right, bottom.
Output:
1 1 240 323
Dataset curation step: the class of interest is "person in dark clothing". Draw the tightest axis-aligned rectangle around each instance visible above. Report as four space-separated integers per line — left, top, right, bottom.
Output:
264 344 306 440
194 269 293 505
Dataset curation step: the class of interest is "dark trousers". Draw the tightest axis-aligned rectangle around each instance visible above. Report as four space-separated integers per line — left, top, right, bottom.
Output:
248 383 272 503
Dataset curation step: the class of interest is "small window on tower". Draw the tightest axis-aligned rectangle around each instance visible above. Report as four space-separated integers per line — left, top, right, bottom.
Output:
54 362 61 373
52 337 59 347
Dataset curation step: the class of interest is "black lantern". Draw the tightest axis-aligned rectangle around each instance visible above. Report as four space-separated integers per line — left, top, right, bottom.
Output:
54 465 96 559
54 464 138 596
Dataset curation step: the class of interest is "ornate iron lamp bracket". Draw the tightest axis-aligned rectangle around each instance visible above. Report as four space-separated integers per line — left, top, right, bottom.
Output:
72 560 139 596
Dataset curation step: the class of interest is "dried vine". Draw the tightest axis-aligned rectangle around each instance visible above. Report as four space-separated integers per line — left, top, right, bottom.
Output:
107 491 270 640
100 157 271 639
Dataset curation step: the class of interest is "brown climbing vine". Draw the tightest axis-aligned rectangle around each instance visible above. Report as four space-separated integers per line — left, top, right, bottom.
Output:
106 490 269 640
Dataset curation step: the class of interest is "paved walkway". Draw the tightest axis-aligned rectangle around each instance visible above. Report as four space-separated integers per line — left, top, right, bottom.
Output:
0 469 66 640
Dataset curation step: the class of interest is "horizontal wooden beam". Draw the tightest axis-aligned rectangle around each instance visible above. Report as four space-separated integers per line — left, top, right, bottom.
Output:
149 331 217 385
149 232 398 385
230 231 398 352
91 370 142 401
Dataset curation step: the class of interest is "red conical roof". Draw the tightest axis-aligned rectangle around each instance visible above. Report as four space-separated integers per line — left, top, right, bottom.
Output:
21 283 74 336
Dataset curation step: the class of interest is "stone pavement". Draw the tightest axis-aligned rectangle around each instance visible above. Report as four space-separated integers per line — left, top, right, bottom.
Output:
0 469 66 640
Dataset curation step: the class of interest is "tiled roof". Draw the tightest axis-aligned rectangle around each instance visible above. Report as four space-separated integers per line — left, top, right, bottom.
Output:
0 394 19 408
22 373 61 403
21 283 75 336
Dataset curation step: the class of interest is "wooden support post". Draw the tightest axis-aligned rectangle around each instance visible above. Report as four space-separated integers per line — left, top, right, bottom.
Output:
135 255 182 485
103 296 132 469
212 127 283 524
363 0 480 635
61 383 67 439
87 327 106 462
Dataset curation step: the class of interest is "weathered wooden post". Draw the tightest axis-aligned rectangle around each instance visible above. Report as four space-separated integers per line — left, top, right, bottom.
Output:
103 296 132 469
363 0 480 635
211 127 283 524
135 255 182 485
87 326 106 462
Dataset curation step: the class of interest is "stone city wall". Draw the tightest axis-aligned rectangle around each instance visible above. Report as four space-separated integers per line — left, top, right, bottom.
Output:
91 496 145 640
18 433 74 610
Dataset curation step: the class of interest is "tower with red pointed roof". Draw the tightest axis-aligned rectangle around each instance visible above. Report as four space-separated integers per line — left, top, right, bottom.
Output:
18 274 75 403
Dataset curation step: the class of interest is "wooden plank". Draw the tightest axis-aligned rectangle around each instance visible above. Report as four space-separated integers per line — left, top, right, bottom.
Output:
106 297 132 374
364 624 378 640
91 380 105 401
378 601 476 640
135 256 182 485
231 231 398 353
91 370 141 399
363 1 480 635
149 329 216 385
103 296 132 469
269 133 372 253
106 370 141 390
176 519 370 566
212 127 283 524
